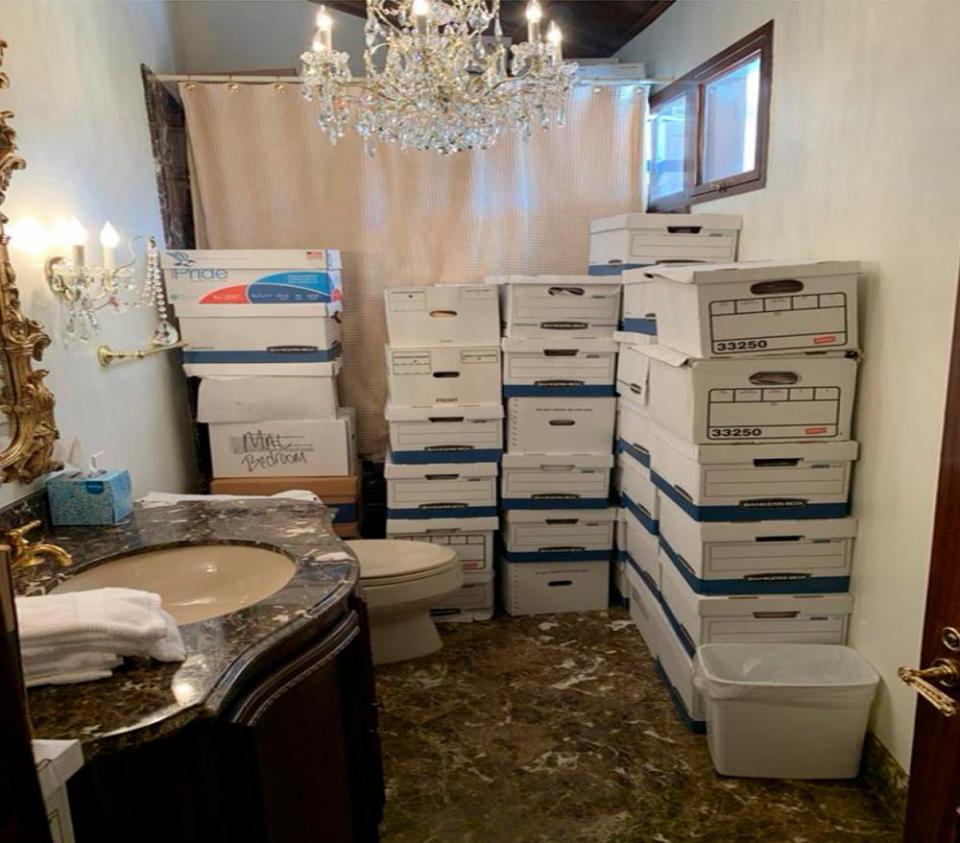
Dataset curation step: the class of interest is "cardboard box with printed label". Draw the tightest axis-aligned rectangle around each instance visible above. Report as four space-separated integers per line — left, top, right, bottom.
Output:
385 403 503 464
177 303 341 365
501 556 610 615
620 505 660 591
162 249 342 305
487 275 621 338
657 491 856 596
197 375 338 423
501 508 617 561
386 345 501 406
588 213 742 274
208 411 354 478
616 454 659 533
506 396 617 455
620 268 659 338
645 261 861 358
642 346 859 445
650 423 858 521
616 398 652 468
384 284 500 346
501 453 613 510
430 570 495 622
616 343 651 405
501 337 617 397
387 517 496 573
384 459 498 519
659 553 853 653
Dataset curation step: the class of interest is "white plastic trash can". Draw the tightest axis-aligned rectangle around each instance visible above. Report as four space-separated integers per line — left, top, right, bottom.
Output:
693 644 879 779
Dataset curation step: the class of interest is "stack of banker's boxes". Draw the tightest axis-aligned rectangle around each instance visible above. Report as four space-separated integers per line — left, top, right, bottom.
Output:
383 285 502 622
597 238 861 732
491 274 621 616
161 249 360 534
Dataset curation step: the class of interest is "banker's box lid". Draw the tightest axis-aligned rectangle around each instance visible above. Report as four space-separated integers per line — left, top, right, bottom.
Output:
688 589 854 618
501 337 618 353
175 302 341 318
161 249 341 269
642 260 860 286
388 516 498 533
589 213 743 235
638 343 855 369
698 516 859 543
385 402 504 422
384 458 498 478
502 453 614 469
484 274 612 286
504 507 618 524
653 423 860 464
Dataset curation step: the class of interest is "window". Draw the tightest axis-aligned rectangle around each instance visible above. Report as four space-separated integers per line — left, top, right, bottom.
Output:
646 21 773 211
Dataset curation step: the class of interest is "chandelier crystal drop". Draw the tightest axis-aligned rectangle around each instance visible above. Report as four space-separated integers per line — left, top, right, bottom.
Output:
301 0 578 156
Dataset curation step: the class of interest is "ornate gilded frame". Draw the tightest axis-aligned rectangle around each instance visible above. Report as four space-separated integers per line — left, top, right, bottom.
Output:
0 40 59 482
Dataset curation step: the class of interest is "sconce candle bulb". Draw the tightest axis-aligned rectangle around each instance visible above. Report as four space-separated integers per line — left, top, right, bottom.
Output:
526 0 543 41
315 5 333 52
99 222 120 271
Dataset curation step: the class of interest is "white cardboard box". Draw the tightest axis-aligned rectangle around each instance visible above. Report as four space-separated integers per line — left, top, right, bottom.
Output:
642 346 859 444
616 343 651 405
431 570 495 622
649 591 706 728
616 398 652 468
658 491 856 596
386 345 501 406
185 360 342 378
620 268 658 338
197 375 338 423
177 303 341 365
385 402 503 464
626 565 659 657
384 285 500 347
650 423 858 521
502 337 617 397
616 454 659 532
487 275 621 338
501 507 617 561
614 557 630 603
645 261 861 358
506 396 617 455
387 521 495 573
660 553 853 653
162 249 342 305
588 213 742 273
620 505 660 591
501 556 610 616
208 410 354 478
501 453 613 510
385 459 498 519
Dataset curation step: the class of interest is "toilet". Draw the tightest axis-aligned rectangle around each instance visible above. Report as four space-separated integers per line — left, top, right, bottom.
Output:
345 540 463 666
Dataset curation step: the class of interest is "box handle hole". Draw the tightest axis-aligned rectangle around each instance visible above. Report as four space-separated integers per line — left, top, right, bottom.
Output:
750 279 804 295
749 372 799 386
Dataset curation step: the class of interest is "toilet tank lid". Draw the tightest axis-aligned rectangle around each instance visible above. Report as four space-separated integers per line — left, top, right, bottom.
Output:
346 539 459 580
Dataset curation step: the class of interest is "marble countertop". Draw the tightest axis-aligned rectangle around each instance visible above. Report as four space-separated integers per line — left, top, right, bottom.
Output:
16 498 358 759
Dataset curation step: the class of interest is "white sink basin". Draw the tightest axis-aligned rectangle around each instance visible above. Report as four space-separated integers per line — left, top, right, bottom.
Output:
52 544 297 625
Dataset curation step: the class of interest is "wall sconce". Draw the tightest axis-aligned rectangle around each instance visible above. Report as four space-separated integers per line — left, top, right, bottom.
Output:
41 219 185 366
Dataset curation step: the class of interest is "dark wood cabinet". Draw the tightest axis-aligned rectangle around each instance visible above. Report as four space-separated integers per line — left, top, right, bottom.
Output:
68 595 384 843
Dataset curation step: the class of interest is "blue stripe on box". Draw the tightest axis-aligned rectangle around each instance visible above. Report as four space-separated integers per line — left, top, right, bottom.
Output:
620 492 659 536
621 317 657 336
501 497 611 511
659 591 697 658
658 535 851 596
654 658 706 734
386 506 498 520
390 448 503 465
625 552 662 601
587 263 651 276
331 503 357 523
502 384 616 398
183 342 341 365
616 439 650 468
502 549 612 564
651 471 850 522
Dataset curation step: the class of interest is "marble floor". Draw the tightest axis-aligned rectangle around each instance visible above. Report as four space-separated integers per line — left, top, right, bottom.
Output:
375 609 901 843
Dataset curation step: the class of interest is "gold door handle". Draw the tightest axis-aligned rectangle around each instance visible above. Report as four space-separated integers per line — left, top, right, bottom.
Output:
898 658 960 717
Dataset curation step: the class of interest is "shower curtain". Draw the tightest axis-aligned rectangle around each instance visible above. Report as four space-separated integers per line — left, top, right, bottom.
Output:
181 81 645 457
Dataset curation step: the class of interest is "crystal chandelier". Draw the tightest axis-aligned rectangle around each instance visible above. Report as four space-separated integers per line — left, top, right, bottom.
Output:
301 0 578 155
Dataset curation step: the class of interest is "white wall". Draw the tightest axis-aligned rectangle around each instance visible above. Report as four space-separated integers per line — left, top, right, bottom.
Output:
619 0 960 770
168 0 368 76
1 1 196 500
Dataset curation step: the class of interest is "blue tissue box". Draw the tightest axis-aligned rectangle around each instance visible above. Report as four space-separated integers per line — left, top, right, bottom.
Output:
47 470 134 526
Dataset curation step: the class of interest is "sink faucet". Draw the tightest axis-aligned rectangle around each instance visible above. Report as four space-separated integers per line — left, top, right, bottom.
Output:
6 520 73 570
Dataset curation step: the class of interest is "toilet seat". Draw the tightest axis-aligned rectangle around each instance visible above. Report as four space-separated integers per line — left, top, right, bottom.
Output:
347 539 460 588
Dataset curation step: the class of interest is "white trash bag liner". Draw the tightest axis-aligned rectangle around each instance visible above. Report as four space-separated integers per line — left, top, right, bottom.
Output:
694 643 879 709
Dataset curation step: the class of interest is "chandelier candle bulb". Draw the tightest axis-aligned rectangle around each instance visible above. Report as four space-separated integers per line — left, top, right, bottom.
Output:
547 21 562 63
99 222 119 272
526 0 543 42
315 5 333 52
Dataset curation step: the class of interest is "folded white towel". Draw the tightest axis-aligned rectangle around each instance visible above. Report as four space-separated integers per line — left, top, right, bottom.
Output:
140 490 321 507
24 650 122 681
16 588 168 646
25 666 118 688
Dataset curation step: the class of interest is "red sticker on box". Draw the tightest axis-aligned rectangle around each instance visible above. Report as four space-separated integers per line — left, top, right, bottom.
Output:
813 335 837 345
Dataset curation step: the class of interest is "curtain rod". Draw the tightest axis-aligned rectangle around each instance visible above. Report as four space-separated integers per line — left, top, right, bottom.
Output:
150 73 664 88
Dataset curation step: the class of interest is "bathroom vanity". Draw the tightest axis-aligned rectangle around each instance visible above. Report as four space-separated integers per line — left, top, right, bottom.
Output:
18 498 384 843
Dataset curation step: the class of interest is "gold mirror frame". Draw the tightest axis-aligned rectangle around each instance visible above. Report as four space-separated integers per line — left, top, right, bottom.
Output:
0 40 59 483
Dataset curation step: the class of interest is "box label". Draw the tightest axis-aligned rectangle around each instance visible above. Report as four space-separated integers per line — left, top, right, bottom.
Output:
706 386 842 440
229 429 316 472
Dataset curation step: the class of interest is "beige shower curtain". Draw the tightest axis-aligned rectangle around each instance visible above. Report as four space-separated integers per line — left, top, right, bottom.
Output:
181 81 645 456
